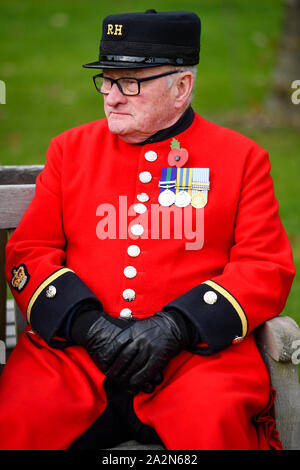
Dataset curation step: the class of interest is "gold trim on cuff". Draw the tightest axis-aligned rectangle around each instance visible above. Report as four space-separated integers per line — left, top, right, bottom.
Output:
26 268 74 323
203 280 248 338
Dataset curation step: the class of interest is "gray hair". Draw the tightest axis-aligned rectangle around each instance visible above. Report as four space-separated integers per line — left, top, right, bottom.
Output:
165 65 197 103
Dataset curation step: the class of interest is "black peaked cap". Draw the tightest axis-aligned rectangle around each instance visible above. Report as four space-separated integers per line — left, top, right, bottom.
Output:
83 9 201 69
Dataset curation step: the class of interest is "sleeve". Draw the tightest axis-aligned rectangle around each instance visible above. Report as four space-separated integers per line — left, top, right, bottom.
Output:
5 137 102 347
163 147 296 355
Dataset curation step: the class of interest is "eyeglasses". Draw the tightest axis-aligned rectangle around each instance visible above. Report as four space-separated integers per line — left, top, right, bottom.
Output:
93 70 182 96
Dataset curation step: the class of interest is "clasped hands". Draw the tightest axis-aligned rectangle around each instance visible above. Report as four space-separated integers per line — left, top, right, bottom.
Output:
71 304 193 395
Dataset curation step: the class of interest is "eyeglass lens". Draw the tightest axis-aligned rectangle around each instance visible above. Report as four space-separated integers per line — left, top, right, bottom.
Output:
95 76 139 96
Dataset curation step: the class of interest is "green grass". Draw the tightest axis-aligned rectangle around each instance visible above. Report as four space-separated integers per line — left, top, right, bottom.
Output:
1 1 300 325
0 0 284 164
236 127 300 326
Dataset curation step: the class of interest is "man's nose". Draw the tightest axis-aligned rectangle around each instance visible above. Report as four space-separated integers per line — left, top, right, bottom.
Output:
105 83 127 106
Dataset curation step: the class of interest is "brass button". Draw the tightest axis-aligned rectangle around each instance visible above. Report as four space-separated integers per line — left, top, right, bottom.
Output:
124 266 137 279
120 308 133 319
127 245 141 257
134 203 147 214
130 224 144 236
144 150 157 162
139 171 152 183
45 285 56 299
122 289 136 302
137 193 150 202
203 291 218 305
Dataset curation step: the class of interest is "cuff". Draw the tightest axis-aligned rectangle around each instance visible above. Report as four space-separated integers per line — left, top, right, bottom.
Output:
163 280 248 355
26 268 102 346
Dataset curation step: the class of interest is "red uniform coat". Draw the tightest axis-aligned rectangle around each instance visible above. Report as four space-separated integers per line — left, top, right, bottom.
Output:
0 112 295 450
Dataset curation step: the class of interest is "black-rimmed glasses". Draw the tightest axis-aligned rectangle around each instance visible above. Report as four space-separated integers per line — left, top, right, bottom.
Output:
93 70 182 96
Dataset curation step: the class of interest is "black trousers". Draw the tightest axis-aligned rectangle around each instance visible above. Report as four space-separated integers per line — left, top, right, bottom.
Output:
69 378 163 450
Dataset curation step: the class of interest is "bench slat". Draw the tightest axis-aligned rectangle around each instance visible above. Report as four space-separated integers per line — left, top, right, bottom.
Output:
0 184 36 229
0 165 43 185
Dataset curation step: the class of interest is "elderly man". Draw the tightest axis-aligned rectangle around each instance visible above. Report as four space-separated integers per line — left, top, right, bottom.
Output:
0 10 295 450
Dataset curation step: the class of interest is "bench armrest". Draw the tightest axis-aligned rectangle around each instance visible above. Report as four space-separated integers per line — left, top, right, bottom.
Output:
255 316 300 450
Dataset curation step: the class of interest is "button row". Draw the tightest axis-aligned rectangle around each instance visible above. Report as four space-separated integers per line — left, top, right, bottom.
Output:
121 150 157 318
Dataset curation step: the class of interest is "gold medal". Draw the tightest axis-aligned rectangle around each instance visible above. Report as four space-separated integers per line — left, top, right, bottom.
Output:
191 190 207 208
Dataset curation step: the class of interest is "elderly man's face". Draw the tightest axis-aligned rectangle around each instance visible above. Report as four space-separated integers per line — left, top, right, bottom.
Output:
102 66 184 144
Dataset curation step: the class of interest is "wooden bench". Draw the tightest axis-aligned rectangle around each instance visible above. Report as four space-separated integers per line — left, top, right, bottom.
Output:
1 165 300 450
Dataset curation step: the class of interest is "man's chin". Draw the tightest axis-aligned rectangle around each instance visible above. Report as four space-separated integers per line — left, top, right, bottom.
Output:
107 116 130 136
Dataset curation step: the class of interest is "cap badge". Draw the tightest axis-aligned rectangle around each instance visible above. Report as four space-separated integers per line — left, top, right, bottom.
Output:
107 24 123 36
168 138 189 168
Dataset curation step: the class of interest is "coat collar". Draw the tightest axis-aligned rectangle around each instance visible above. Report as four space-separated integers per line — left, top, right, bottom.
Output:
139 106 194 146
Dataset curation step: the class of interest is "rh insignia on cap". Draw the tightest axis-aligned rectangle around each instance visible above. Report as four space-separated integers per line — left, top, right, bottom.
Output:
107 24 123 36
10 264 30 293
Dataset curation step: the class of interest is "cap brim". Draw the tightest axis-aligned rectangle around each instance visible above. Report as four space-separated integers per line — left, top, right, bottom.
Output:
82 60 161 69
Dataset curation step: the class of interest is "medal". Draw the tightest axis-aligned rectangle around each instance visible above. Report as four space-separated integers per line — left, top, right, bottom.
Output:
175 190 191 207
191 168 210 209
174 167 192 207
191 191 207 208
159 167 210 209
158 167 177 206
159 189 176 207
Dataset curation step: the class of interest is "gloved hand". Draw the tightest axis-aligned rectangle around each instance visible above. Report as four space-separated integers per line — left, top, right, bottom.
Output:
105 310 196 394
70 302 165 393
70 302 135 375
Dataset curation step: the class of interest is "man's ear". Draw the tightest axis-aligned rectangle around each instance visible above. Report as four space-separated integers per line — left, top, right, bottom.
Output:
173 72 194 109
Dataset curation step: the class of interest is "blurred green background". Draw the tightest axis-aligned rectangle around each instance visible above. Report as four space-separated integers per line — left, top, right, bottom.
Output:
0 0 299 324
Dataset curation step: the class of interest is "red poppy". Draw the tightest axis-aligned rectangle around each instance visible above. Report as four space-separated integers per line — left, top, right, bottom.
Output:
168 138 189 168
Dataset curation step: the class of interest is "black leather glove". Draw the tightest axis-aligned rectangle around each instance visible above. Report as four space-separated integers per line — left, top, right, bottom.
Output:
70 302 165 393
105 310 196 394
70 302 134 375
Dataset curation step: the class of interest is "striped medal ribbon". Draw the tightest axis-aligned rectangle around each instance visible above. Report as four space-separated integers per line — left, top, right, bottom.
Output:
158 167 177 206
175 167 192 207
191 168 210 208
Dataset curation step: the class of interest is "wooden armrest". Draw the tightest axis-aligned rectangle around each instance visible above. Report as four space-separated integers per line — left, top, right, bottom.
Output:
255 316 300 450
255 315 300 363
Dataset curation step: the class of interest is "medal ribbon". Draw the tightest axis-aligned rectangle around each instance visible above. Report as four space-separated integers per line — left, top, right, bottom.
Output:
191 168 210 199
159 167 177 194
176 167 192 194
